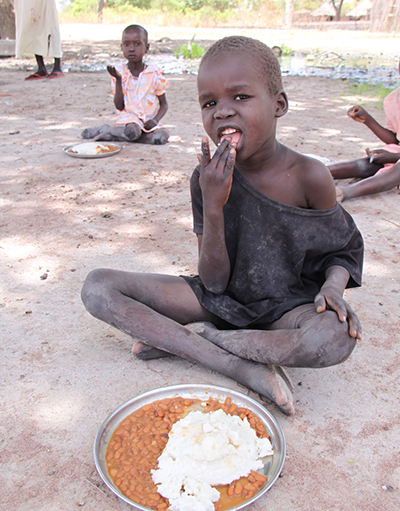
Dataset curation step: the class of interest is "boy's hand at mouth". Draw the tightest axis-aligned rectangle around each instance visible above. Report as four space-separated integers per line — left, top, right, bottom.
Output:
199 137 236 209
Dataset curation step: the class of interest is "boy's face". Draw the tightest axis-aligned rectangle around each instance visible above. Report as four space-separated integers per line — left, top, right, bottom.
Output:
121 29 149 63
198 52 287 162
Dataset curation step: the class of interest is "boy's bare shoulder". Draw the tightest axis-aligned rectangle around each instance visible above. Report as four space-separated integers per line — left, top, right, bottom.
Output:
287 148 337 210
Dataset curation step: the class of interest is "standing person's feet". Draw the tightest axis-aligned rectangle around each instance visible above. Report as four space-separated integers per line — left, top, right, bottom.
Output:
48 58 64 78
26 55 49 80
48 71 65 79
25 71 48 80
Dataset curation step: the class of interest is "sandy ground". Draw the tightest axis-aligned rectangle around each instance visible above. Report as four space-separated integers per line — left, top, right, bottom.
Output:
1 26 400 511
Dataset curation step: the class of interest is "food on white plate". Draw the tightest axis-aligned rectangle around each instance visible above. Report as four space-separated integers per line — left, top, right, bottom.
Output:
67 143 119 155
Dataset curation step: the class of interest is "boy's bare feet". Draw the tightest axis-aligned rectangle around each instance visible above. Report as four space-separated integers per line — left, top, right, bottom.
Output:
133 326 295 415
132 341 173 360
235 361 295 415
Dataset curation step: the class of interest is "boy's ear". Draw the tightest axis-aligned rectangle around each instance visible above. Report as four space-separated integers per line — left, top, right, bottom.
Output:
275 91 289 118
146 43 150 54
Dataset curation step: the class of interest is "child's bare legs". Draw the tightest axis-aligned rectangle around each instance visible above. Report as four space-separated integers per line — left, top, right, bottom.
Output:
81 269 295 414
139 128 169 145
182 303 356 368
328 157 382 180
81 123 142 141
81 124 168 144
336 162 400 202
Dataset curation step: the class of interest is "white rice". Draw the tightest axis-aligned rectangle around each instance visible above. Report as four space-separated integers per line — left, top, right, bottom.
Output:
151 408 273 511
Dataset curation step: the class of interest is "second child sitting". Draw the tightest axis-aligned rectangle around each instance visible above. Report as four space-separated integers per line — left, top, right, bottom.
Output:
81 24 169 145
328 58 400 201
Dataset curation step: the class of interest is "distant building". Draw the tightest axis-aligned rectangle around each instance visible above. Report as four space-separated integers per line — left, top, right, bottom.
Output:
311 1 336 21
346 0 372 19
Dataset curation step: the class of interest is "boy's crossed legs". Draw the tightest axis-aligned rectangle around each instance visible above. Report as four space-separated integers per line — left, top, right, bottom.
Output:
81 123 169 145
81 269 356 415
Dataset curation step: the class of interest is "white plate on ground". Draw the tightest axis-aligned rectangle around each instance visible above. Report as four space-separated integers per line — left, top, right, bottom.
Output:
94 384 286 511
63 142 122 158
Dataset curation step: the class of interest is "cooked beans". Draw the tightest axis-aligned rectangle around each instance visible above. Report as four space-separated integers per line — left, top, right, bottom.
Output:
105 396 270 510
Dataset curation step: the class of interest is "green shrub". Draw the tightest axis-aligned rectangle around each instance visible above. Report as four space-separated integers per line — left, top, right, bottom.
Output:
175 42 205 59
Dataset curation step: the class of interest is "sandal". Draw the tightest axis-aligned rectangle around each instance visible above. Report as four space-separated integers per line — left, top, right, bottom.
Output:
25 72 48 81
47 71 65 79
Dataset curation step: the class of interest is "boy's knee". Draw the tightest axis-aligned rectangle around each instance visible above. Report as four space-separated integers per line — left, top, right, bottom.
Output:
81 268 110 315
312 311 356 367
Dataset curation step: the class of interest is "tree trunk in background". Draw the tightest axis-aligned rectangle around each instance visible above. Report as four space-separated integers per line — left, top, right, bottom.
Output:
98 0 104 23
0 0 15 39
285 0 294 28
331 0 344 20
370 0 400 31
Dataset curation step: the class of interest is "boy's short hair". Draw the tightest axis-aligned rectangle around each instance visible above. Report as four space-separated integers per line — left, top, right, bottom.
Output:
123 24 148 43
200 36 283 96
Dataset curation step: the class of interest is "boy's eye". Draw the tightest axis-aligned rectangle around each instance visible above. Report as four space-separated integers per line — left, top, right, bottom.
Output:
203 100 216 109
234 94 250 101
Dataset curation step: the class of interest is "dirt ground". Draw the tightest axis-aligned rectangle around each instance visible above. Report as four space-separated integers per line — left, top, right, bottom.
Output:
1 26 400 511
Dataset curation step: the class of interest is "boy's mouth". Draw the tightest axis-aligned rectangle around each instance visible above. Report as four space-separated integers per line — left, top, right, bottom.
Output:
219 127 242 146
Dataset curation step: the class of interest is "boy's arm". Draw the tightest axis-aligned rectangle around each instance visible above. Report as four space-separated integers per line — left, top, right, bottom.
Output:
314 265 361 340
143 93 168 130
197 137 236 294
348 105 399 145
107 66 124 111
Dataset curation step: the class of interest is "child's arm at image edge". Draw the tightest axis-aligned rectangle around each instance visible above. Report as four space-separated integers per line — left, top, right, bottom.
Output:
348 105 398 145
314 265 361 339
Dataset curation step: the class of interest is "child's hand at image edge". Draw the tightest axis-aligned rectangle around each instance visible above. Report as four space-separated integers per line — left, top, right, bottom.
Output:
347 105 370 124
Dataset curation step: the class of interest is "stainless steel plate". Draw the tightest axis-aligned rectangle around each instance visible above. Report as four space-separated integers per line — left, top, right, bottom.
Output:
94 384 286 511
63 142 122 158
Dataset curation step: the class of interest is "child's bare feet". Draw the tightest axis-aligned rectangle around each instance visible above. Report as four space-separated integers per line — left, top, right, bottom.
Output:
133 326 295 415
81 125 110 139
238 362 295 415
336 187 344 203
132 341 173 360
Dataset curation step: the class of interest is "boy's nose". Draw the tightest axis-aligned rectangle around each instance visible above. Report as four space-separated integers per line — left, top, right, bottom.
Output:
214 106 235 119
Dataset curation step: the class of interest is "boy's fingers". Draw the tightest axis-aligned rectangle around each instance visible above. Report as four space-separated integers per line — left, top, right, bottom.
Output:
224 145 236 175
200 137 211 167
314 294 326 313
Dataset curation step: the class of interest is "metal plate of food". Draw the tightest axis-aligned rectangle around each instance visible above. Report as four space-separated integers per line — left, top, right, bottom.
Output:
94 384 286 510
63 142 121 158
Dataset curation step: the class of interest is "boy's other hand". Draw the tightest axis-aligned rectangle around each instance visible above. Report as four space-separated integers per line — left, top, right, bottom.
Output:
107 65 121 79
314 288 362 340
347 105 368 123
